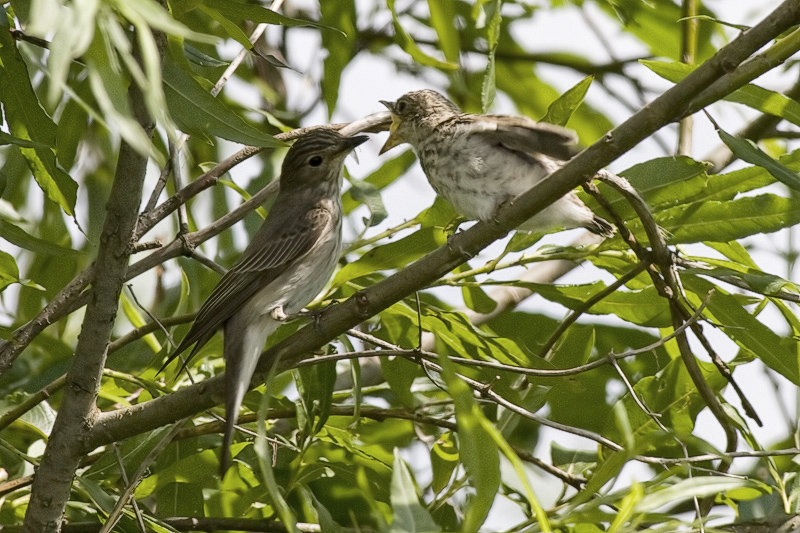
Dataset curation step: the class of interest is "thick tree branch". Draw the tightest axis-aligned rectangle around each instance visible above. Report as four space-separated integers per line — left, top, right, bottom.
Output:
22 31 163 533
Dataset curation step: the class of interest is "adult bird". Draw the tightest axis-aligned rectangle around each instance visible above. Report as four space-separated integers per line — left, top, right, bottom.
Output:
379 89 613 236
163 129 367 474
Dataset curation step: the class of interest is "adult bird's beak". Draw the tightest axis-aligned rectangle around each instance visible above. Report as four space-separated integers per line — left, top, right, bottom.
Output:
378 100 402 155
341 134 369 163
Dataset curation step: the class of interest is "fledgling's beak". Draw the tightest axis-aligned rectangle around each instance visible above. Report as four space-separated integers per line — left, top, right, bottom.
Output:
378 100 402 155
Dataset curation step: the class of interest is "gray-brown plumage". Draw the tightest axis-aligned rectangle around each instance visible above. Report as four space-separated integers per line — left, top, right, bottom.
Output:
379 89 613 236
163 129 367 474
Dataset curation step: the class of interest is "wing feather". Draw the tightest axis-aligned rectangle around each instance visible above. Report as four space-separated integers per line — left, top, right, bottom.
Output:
469 114 578 161
163 207 333 370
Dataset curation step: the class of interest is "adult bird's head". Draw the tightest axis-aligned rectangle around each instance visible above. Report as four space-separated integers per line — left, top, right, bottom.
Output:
280 129 368 190
378 89 460 154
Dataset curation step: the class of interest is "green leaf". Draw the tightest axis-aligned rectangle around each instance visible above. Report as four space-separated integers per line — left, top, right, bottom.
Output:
332 227 447 287
163 61 284 147
208 0 337 32
725 84 800 128
541 76 594 126
683 260 799 299
388 0 458 71
347 179 388 227
604 2 715 61
184 43 229 68
0 27 78 216
643 60 800 129
436 355 499 532
616 156 710 212
480 0 502 112
320 0 357 115
461 282 497 315
389 450 439 533
296 359 337 434
343 150 416 216
715 128 800 191
428 0 460 63
0 219 80 256
683 276 800 386
0 246 26 291
634 476 769 513
0 130 49 149
508 281 672 327
658 194 800 244
430 432 459 494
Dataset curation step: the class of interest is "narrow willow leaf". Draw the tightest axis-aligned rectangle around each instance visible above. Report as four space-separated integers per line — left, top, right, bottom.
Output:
510 281 672 327
120 290 161 353
331 227 447 287
163 61 284 147
390 451 439 533
431 433 458 494
184 44 229 68
0 219 80 256
0 28 78 216
388 0 458 71
643 60 800 128
320 0 357 114
346 179 388 227
0 131 49 149
541 75 594 126
716 128 800 191
435 354 499 532
428 0 460 63
659 194 800 243
683 276 800 386
296 360 337 434
480 0 502 112
209 0 339 33
634 476 767 513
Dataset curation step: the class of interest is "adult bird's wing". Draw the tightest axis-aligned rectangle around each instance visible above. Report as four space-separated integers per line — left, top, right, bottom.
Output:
474 114 579 161
162 206 334 371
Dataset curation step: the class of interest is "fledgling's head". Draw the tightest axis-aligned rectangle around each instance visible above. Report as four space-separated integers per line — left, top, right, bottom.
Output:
281 129 368 191
379 90 461 154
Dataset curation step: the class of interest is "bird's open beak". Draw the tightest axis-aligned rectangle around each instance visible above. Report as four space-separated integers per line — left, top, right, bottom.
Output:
378 100 403 155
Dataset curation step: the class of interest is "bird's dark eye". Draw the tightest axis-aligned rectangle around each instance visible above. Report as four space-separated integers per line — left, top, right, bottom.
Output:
309 155 323 167
395 99 408 114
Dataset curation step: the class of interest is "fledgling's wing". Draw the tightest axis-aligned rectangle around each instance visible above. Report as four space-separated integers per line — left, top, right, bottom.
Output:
471 114 579 161
162 206 334 371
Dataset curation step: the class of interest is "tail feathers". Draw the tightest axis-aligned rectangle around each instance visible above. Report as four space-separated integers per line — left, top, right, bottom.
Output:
586 215 615 237
219 317 273 476
157 331 213 376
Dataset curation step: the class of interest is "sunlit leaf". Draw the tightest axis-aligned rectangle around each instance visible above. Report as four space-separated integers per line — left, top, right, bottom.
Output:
163 61 284 147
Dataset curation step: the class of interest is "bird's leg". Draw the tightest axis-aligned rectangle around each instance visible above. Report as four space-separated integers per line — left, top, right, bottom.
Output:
492 195 516 225
280 302 337 332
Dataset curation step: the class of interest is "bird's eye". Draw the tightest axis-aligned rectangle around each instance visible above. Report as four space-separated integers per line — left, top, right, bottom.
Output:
309 155 323 167
395 99 408 114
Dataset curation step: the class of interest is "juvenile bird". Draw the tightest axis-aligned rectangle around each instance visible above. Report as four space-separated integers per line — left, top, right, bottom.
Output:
379 89 613 236
163 129 367 474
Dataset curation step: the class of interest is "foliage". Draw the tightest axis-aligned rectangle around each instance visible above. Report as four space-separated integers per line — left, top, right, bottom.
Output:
1 0 800 531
